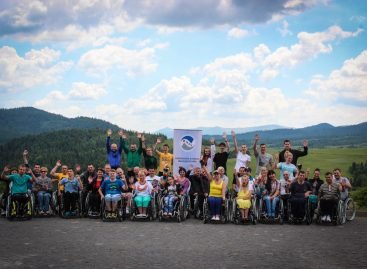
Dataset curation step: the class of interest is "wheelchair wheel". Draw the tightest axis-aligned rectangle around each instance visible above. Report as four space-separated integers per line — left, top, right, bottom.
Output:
6 195 13 220
151 194 157 220
345 198 356 221
278 199 284 225
224 199 230 223
30 193 36 217
179 196 186 221
129 198 136 221
337 199 344 225
202 198 209 224
85 192 91 217
251 196 258 222
305 199 312 225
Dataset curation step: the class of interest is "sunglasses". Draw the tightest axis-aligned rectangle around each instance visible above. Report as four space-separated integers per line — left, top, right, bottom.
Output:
41 171 47 173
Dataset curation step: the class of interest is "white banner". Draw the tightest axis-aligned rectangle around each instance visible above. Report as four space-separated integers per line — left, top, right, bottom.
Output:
173 129 202 175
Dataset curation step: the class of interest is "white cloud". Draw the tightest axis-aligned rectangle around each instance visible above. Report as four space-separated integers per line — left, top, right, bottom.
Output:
260 25 363 80
228 27 249 39
306 50 367 101
277 20 292 36
35 82 107 108
0 46 72 92
78 45 163 77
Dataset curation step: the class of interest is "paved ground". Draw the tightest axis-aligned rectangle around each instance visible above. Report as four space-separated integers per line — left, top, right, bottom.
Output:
0 217 366 269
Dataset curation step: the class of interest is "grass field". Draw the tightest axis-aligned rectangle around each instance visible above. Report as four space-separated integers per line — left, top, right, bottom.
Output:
225 147 367 179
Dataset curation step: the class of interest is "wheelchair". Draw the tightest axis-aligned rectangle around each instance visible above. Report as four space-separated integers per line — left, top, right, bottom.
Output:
101 196 124 222
343 196 356 223
130 193 156 221
202 196 230 224
231 195 257 225
315 198 344 225
158 194 182 222
287 197 312 225
6 193 33 221
60 191 82 218
84 192 102 218
258 196 284 224
31 191 57 217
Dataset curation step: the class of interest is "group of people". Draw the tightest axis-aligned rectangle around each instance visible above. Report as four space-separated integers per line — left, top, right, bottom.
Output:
0 130 353 224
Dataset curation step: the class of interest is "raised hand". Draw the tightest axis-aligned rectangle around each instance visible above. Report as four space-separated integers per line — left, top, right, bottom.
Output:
255 134 260 142
137 133 142 139
156 138 161 144
141 134 145 142
222 132 227 139
231 130 236 136
107 129 112 136
23 150 28 156
210 137 215 144
303 139 308 147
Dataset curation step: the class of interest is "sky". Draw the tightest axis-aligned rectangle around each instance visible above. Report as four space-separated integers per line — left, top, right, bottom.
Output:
0 0 366 133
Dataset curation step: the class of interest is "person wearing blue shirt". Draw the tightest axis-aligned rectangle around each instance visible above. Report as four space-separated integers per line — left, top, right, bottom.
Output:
99 169 126 218
59 169 82 217
106 129 123 169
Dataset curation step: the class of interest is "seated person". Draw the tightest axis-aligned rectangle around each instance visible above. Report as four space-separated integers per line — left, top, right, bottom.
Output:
174 167 190 196
1 165 35 217
289 171 311 220
86 168 105 216
279 171 293 218
134 170 153 217
163 176 179 216
33 167 55 215
333 168 352 201
236 175 252 221
59 169 82 217
98 169 126 218
189 167 208 216
263 170 280 218
122 172 135 214
203 167 226 221
318 172 342 222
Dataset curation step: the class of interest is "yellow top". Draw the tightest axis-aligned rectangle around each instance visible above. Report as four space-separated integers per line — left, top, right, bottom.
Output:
210 180 223 198
157 152 174 172
55 173 68 191
237 188 251 200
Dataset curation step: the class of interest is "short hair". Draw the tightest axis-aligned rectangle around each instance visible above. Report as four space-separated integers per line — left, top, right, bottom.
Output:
325 171 332 177
218 142 226 147
260 143 266 147
97 168 105 173
284 139 290 143
314 168 320 172
333 168 341 172
299 170 305 175
110 169 116 173
163 144 169 147
178 167 186 174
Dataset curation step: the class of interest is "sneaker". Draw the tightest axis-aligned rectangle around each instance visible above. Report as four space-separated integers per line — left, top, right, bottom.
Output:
321 215 326 222
163 212 168 216
211 216 215 220
326 215 331 222
125 208 129 214
168 212 172 216
142 213 147 217
112 213 117 218
215 216 220 221
106 213 112 218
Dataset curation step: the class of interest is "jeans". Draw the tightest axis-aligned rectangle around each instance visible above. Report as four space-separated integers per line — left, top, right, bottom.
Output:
164 195 177 213
208 196 222 216
264 196 279 217
37 191 51 212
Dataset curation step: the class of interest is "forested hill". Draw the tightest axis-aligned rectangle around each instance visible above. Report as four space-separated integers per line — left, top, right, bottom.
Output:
205 122 367 148
0 107 120 144
0 128 164 169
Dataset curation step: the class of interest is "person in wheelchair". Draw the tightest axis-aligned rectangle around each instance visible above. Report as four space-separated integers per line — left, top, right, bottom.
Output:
189 167 209 218
203 167 227 221
2 165 35 218
86 168 105 217
279 171 293 220
289 171 312 221
262 170 280 219
59 169 82 217
133 170 153 217
33 167 56 216
235 174 252 222
318 171 342 223
162 175 179 216
99 169 126 219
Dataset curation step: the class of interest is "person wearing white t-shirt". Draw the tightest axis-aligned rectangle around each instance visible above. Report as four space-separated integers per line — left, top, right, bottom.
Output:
232 131 251 172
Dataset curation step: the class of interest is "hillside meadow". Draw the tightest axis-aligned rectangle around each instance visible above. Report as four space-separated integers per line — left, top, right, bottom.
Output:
225 147 367 180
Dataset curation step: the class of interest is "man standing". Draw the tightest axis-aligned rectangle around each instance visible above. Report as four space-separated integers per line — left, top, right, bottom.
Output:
278 139 308 166
80 164 97 216
106 129 123 169
253 134 274 176
155 138 174 176
121 131 143 177
213 133 230 172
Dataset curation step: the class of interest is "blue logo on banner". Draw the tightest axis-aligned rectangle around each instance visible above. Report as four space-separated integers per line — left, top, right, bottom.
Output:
181 135 195 151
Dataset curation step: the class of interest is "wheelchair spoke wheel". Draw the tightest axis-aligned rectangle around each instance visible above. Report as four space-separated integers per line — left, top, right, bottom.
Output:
345 198 356 221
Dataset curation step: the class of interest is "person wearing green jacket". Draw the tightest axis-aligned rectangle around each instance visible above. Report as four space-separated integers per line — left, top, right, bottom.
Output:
121 131 143 177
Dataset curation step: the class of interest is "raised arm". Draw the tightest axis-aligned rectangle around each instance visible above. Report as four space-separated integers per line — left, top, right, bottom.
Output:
118 130 124 154
1 167 10 181
202 166 213 182
223 132 230 152
106 129 112 153
50 160 61 177
137 133 143 154
154 138 162 155
210 138 216 156
253 134 259 157
231 130 238 154
23 150 29 165
294 139 308 157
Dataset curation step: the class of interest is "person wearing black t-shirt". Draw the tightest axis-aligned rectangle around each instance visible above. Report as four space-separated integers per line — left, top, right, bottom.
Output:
278 139 308 166
289 171 312 219
213 133 230 173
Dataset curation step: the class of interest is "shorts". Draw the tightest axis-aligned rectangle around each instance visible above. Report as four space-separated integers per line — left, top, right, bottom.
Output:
105 194 121 203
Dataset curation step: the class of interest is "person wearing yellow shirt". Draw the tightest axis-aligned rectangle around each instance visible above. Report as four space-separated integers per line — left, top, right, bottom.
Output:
50 160 68 195
154 138 173 176
203 167 226 221
236 175 252 222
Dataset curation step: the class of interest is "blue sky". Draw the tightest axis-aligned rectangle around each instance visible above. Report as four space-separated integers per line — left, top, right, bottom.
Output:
0 0 366 132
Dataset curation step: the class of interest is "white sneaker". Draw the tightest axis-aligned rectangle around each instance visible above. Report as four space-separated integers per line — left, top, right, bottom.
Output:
321 216 326 222
125 208 129 214
211 216 215 220
326 215 331 222
137 214 142 217
163 212 168 216
215 216 220 221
